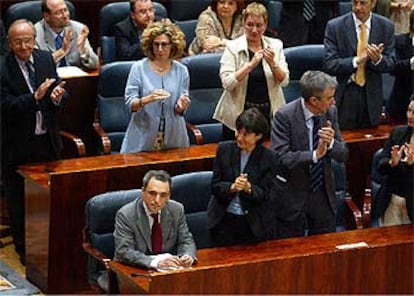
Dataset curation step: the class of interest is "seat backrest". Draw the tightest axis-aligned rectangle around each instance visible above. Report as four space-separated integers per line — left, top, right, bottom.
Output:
174 19 197 53
371 148 385 199
182 53 224 144
99 1 168 64
97 61 135 153
171 171 213 249
85 189 141 259
266 0 283 37
337 1 352 16
331 159 347 229
5 0 75 29
168 0 210 21
283 44 325 103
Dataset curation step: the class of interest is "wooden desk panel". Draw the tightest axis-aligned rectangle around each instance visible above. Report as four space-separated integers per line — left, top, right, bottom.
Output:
341 124 394 209
19 144 216 293
111 225 414 294
18 125 394 293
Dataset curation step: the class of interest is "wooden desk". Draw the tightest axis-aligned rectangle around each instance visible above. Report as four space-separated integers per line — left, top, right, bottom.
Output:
18 125 393 293
341 124 394 209
19 144 216 293
111 225 414 294
58 71 99 156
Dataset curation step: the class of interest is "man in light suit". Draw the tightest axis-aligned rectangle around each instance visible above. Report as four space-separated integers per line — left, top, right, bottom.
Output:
34 0 98 69
324 0 395 129
1 19 68 263
114 0 155 61
114 170 197 269
270 71 348 238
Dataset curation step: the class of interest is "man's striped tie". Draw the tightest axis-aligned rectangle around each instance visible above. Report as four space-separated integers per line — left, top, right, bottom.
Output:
303 0 316 22
310 116 324 192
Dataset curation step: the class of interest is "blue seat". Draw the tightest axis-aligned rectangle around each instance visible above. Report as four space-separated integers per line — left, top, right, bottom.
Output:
83 170 213 291
83 189 141 293
266 0 283 37
94 61 134 154
5 0 75 29
369 148 385 227
332 159 347 231
337 1 352 16
283 44 325 103
171 171 213 249
99 1 168 64
174 19 197 54
181 53 224 144
168 0 210 21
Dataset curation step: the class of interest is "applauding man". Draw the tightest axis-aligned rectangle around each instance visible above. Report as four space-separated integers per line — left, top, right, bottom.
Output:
1 19 68 264
35 0 98 69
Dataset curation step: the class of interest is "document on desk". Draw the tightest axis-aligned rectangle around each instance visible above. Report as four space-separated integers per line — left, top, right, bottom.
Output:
336 241 369 250
57 66 89 78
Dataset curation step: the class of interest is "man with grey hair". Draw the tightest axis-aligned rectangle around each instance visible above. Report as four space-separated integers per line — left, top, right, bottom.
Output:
269 70 348 238
114 170 197 270
1 19 68 263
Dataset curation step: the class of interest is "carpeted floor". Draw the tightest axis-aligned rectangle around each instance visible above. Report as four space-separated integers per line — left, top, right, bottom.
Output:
0 260 40 295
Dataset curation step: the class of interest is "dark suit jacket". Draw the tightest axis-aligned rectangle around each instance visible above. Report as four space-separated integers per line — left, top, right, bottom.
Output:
207 141 276 240
279 0 337 47
1 49 68 167
114 16 145 61
389 34 413 123
324 12 395 127
376 126 413 221
270 99 348 221
114 198 197 269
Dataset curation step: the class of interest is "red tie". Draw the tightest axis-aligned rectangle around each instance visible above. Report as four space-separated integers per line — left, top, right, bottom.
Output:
151 213 162 254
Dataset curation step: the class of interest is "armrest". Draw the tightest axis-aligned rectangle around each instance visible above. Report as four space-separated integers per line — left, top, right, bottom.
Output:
344 195 364 230
186 121 204 145
59 130 86 157
93 110 111 154
82 228 111 267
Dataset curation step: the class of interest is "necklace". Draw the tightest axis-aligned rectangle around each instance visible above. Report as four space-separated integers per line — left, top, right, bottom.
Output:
151 61 171 73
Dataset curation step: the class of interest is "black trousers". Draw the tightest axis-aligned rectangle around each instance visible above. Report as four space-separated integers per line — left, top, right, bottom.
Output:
209 212 259 247
3 134 55 261
275 187 336 239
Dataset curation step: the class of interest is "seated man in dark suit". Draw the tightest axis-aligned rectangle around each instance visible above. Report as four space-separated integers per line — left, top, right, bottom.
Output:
388 10 414 124
1 19 68 264
114 0 155 61
114 170 197 270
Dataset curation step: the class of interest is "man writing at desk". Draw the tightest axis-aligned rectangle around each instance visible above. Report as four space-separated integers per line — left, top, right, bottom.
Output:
114 170 197 270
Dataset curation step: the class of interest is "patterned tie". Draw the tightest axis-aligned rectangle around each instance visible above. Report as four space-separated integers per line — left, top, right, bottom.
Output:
303 0 316 22
55 34 67 67
25 61 36 91
355 23 367 86
310 116 324 192
151 213 162 254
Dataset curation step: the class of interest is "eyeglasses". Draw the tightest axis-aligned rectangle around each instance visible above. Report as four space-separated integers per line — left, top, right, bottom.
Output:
135 7 155 16
152 42 171 49
10 38 35 47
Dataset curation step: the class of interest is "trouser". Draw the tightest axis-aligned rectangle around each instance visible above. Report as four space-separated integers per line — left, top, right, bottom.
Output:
381 194 411 226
